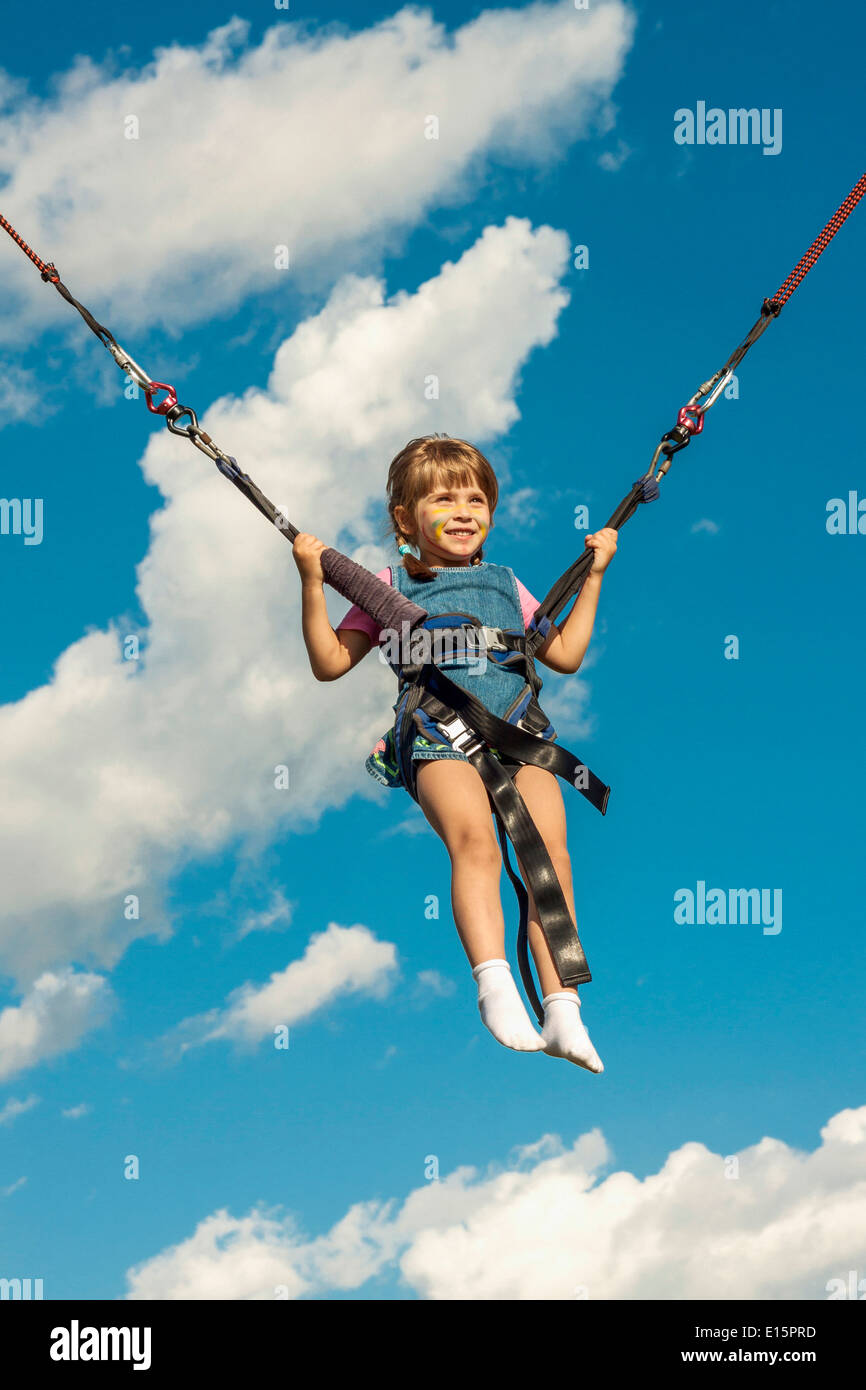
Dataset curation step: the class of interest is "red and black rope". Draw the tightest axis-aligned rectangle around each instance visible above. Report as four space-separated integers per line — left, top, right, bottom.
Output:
768 171 866 310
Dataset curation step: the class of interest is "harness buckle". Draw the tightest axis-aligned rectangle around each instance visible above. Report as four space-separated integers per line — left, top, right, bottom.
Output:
435 714 484 757
477 625 508 651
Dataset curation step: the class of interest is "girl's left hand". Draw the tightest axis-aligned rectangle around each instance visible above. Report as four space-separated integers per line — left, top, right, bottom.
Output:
585 527 618 574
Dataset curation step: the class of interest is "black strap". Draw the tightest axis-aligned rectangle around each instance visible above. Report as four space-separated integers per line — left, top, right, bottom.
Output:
528 477 660 645
491 806 541 1022
418 668 610 816
468 746 590 1022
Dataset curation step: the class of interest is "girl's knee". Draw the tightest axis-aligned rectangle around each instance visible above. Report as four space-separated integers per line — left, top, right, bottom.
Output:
549 847 573 878
519 845 572 885
448 830 502 871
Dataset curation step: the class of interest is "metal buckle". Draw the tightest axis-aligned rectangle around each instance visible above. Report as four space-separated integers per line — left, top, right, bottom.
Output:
435 714 483 757
478 625 508 651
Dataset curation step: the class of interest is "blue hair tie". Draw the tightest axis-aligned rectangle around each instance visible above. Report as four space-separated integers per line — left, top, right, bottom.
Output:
398 542 414 556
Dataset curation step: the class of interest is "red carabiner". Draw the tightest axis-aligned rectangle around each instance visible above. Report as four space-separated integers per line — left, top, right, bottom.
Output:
145 381 178 415
677 404 705 435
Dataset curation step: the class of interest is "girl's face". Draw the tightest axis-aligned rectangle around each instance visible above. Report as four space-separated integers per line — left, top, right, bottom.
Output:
409 476 492 565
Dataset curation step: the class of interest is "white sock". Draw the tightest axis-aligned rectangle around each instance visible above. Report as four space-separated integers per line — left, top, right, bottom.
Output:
472 960 546 1052
542 991 604 1073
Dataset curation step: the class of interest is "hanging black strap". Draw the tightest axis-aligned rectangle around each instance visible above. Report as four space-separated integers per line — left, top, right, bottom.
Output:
469 747 591 1022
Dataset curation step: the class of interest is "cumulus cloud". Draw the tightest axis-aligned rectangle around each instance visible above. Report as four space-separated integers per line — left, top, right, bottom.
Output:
691 517 720 534
125 1207 309 1301
0 214 585 988
124 1105 866 1300
0 2 635 339
0 970 115 1082
163 923 398 1056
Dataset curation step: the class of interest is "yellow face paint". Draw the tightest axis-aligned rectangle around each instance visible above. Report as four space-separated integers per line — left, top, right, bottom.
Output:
418 487 491 553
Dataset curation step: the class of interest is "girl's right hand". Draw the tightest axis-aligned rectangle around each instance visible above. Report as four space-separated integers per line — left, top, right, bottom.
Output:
292 532 328 584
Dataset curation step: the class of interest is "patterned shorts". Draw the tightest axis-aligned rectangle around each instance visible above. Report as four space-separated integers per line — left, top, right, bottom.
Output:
365 725 520 790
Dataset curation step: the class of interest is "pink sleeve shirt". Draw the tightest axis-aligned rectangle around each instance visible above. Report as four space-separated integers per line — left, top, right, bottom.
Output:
335 566 541 644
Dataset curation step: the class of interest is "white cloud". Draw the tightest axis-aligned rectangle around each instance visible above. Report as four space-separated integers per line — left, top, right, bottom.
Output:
415 969 457 997
0 214 587 988
124 1105 866 1300
0 1094 40 1126
0 2 635 340
0 365 47 422
237 889 294 941
534 667 596 741
0 970 115 1082
165 923 398 1056
499 485 543 529
598 137 632 171
62 1102 92 1120
2 1176 27 1198
125 1207 309 1301
692 518 720 534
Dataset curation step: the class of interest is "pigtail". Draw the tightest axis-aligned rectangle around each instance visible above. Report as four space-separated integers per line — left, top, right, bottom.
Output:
397 533 437 582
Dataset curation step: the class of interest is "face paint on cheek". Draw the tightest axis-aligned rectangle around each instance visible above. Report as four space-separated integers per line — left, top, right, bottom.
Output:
424 512 449 542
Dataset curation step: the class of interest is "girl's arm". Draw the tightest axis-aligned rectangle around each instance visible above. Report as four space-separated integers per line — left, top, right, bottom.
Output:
293 533 372 681
533 527 617 675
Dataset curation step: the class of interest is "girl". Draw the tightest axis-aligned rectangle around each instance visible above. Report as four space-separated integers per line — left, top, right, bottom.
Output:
292 436 616 1072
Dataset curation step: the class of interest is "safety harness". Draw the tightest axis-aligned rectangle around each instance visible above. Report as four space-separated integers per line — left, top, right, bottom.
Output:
385 606 611 1020
2 170 864 1022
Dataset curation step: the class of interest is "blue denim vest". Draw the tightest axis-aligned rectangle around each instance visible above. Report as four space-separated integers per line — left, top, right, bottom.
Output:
364 560 556 793
390 560 528 720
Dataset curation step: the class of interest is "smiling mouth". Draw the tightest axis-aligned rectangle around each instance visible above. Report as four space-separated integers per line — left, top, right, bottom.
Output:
446 529 475 537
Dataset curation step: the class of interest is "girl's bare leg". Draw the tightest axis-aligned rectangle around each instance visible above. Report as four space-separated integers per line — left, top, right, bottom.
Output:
415 758 506 965
415 757 544 1051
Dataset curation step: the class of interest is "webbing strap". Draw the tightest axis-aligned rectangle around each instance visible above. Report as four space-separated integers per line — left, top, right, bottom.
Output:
417 671 610 816
467 742 591 1020
529 476 659 644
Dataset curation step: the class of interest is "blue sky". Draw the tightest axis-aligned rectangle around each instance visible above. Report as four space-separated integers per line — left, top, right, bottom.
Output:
1 0 864 1300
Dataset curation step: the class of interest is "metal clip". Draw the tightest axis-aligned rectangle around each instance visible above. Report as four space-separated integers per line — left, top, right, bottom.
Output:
435 714 484 757
477 625 508 651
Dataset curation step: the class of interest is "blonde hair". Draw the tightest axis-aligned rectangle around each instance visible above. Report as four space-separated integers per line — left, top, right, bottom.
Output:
385 434 498 581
